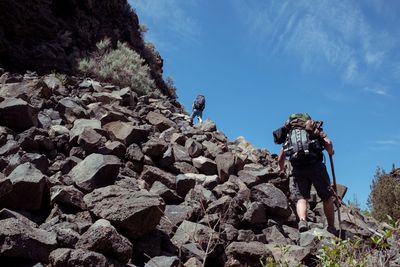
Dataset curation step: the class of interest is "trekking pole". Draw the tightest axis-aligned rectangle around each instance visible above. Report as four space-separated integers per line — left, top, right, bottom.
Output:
329 154 342 233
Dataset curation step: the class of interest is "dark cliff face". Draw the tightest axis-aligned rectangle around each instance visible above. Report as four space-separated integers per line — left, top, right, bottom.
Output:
0 0 167 95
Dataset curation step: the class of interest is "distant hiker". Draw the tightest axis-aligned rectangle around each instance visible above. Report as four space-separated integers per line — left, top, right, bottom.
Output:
273 113 337 234
189 95 205 126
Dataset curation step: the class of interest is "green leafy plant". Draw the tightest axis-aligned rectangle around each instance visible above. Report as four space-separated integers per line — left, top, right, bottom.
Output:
78 38 157 95
315 236 368 267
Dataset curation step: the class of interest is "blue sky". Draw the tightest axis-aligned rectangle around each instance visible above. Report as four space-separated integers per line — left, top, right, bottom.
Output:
129 0 400 209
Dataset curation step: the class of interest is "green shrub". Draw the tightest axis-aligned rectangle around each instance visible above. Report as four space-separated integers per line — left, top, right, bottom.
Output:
368 167 400 222
78 38 157 95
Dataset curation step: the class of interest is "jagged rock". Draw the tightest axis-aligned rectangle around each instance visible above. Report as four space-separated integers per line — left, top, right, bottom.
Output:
55 227 81 248
143 138 168 159
171 220 219 254
0 98 38 132
146 111 176 131
251 183 291 218
133 230 164 263
0 208 37 228
21 153 49 174
220 223 239 242
48 125 69 139
185 185 217 207
69 119 101 143
56 97 88 123
49 248 108 267
199 119 216 132
0 140 19 157
159 204 201 235
213 181 238 198
242 202 267 227
215 152 235 182
69 153 121 192
126 143 144 162
50 185 86 210
206 195 233 214
237 230 256 242
34 134 55 151
76 219 133 263
176 174 196 197
299 228 335 247
225 241 273 267
158 145 174 168
0 177 12 199
77 127 103 151
184 257 203 267
266 244 311 265
185 139 202 158
99 140 126 158
172 144 191 163
150 181 183 204
169 162 199 175
0 163 46 210
192 156 217 175
171 133 186 145
84 185 165 239
0 218 57 262
202 140 221 158
39 74 68 96
103 121 143 145
145 256 180 267
139 165 176 188
98 110 130 126
263 225 289 245
92 92 122 105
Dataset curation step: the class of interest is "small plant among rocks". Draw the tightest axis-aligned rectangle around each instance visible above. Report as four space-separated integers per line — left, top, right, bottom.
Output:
78 38 157 95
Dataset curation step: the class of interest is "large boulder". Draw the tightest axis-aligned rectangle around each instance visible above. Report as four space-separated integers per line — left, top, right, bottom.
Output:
146 111 176 131
0 218 57 262
103 121 144 145
50 185 87 210
69 153 121 192
76 219 132 263
251 183 291 218
192 156 217 175
0 98 37 132
225 241 273 267
0 163 46 210
139 165 176 188
49 248 108 267
84 185 165 239
69 119 101 143
215 152 235 182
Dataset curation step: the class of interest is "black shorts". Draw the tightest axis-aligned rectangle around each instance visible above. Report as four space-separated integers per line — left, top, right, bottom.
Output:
290 161 333 201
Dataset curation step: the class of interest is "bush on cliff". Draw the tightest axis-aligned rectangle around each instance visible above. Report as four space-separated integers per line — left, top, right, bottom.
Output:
368 167 400 222
79 38 157 95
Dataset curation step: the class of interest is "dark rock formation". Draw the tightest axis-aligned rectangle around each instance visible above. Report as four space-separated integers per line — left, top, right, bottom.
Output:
0 0 170 96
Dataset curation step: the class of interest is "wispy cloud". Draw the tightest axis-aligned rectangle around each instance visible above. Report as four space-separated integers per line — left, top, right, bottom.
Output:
129 0 200 45
233 0 399 95
363 86 388 96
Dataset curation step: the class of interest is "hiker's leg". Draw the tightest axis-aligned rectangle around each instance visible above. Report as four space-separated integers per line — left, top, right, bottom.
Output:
296 199 307 221
323 197 335 227
189 111 195 125
312 162 335 227
198 111 203 124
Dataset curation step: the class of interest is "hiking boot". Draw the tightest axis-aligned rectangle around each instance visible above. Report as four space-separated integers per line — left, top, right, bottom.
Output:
327 225 339 236
298 220 309 232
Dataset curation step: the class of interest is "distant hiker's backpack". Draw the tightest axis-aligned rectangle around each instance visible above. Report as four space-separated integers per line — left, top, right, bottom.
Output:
194 95 205 110
280 113 324 166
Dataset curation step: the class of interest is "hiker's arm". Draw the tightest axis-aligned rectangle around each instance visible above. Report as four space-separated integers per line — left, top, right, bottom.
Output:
278 148 285 173
323 136 334 155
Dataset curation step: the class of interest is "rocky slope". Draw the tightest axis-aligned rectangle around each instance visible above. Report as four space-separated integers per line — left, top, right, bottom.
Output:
0 72 397 267
0 0 168 96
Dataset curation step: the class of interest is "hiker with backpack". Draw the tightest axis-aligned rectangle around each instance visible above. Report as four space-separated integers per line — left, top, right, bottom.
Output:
189 95 205 126
274 113 337 234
